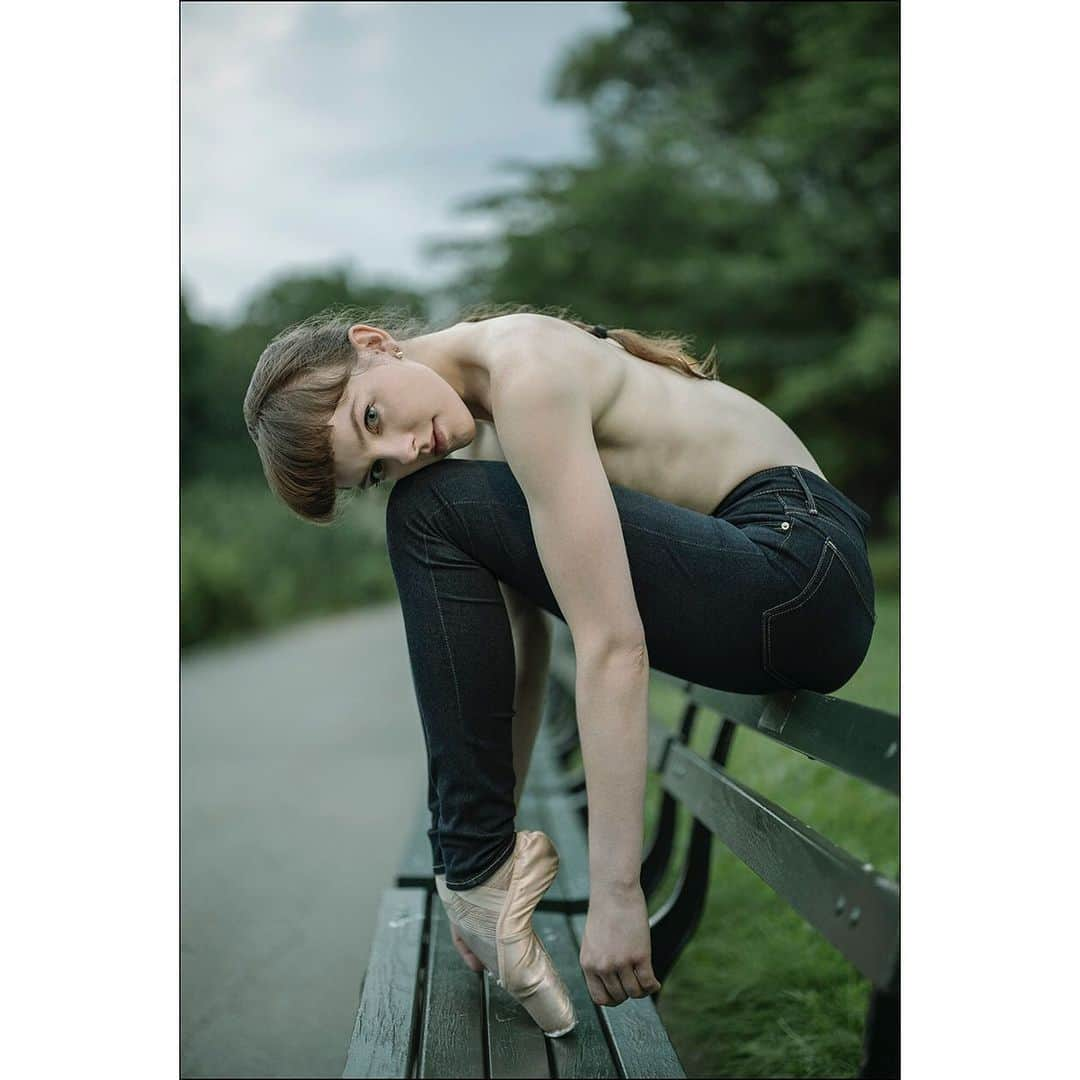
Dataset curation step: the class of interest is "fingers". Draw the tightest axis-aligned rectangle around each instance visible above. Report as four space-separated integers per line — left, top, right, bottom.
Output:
599 968 626 1004
583 962 662 1005
584 970 617 1006
634 963 662 995
616 966 646 1001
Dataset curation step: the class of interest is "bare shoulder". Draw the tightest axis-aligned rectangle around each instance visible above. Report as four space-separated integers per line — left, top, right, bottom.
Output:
475 312 624 454
483 314 588 400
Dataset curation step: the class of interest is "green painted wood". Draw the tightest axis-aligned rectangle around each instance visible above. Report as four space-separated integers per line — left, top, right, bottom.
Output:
343 888 427 1078
418 897 486 1078
535 795 591 912
648 718 675 771
397 802 437 889
511 793 585 911
529 727 587 797
524 736 571 796
566 913 687 1079
483 963 553 1078
651 675 900 796
548 632 577 693
533 912 618 1079
516 793 548 834
661 741 900 988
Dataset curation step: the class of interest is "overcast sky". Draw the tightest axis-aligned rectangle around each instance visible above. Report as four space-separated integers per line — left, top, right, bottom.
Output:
181 1 625 324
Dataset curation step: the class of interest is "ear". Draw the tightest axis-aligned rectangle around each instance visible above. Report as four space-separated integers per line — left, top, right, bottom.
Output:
348 323 391 351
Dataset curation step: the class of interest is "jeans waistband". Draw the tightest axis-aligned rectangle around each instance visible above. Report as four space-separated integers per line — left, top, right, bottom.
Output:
712 465 872 536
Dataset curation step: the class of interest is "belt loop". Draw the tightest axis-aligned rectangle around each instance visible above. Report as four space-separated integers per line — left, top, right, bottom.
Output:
791 466 818 515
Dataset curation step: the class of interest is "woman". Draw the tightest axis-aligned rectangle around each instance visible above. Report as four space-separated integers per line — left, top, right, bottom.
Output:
242 306 877 1038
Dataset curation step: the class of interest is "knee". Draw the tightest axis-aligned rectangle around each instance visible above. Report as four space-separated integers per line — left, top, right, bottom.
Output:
385 462 439 537
385 459 486 535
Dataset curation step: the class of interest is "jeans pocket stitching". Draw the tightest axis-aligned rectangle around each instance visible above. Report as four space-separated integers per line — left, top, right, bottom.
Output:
782 508 868 562
828 538 877 622
815 512 865 551
762 539 837 683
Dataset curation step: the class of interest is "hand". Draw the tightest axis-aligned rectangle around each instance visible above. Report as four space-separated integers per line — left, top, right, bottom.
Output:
448 920 486 974
579 884 662 1005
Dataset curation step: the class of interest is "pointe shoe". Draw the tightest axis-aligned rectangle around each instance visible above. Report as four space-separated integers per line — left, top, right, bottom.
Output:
437 831 577 1038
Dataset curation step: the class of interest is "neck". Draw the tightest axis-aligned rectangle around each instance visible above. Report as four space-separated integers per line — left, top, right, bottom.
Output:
401 322 493 422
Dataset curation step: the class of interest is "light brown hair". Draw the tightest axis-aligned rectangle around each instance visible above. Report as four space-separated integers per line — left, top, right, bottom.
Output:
243 302 719 526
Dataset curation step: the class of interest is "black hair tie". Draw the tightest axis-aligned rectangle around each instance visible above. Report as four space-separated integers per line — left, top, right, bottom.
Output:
590 324 608 338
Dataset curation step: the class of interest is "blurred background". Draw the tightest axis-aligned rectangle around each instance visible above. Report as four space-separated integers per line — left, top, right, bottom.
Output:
181 3 898 1077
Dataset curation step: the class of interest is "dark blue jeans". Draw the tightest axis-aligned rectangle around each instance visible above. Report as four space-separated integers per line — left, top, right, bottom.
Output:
384 460 876 889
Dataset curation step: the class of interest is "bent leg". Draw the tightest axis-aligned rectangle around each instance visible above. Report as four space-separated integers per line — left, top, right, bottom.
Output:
385 459 796 888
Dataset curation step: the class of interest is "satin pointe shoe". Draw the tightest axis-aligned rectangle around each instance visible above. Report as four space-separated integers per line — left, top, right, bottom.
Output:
436 830 577 1038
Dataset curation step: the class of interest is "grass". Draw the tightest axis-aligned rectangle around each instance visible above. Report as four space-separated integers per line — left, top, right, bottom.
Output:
637 588 899 1078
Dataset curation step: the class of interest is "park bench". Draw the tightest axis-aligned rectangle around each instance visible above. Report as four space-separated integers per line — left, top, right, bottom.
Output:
344 620 899 1078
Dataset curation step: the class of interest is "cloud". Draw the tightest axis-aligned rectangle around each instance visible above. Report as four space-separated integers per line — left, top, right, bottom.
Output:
181 2 625 322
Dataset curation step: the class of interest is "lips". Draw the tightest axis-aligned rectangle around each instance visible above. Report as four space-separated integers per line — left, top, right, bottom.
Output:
431 421 442 455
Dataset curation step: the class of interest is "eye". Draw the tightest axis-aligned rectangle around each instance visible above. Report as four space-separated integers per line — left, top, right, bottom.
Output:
365 402 384 488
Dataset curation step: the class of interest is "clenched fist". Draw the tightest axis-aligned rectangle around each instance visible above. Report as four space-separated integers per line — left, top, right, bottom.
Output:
579 883 662 1005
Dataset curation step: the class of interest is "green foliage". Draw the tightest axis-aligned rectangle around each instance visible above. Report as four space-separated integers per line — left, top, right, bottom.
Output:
428 1 899 520
180 478 397 651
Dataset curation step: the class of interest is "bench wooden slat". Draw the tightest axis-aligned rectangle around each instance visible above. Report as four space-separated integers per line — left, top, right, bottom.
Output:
529 728 571 786
534 911 620 1079
483 949 554 1078
397 802 437 889
343 888 427 1079
652 673 900 796
547 636 577 695
418 897 486 1078
524 795 591 913
566 912 687 1079
512 793 586 912
662 740 900 988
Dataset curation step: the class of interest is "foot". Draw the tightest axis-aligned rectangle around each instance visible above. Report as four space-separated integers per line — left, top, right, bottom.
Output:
437 832 577 1038
449 918 486 973
436 871 492 974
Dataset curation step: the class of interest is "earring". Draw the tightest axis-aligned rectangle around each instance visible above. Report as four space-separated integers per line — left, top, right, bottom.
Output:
394 348 403 358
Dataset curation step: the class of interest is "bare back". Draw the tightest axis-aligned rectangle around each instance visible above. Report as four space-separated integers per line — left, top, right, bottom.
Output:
459 313 825 516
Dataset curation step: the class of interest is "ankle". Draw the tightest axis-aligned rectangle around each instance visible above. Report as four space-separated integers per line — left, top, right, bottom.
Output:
482 847 515 891
442 837 518 897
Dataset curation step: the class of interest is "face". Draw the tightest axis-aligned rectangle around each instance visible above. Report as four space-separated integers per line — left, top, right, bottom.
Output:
330 330 476 492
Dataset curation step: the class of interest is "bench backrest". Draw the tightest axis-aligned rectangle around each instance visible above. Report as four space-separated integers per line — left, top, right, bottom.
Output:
546 623 900 994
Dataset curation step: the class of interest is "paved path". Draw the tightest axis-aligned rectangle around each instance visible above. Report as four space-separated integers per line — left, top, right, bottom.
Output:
181 602 427 1078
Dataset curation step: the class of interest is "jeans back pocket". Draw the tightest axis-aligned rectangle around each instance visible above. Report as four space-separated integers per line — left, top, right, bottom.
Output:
762 536 876 694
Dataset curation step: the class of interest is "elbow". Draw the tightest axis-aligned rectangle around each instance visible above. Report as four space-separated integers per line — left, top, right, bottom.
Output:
575 634 648 672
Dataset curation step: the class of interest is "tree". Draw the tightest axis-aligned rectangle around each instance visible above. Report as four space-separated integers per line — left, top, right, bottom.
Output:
427 2 898 524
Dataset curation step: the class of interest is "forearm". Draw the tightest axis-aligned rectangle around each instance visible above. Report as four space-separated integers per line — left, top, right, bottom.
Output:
574 646 651 893
509 612 552 807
